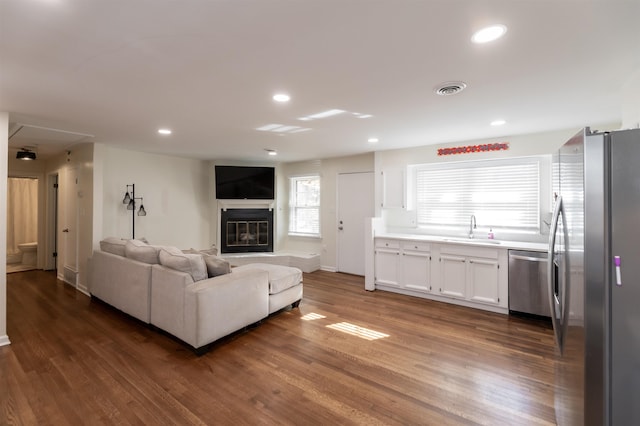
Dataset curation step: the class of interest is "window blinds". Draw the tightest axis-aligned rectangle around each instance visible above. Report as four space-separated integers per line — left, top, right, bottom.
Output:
289 175 321 236
416 160 540 230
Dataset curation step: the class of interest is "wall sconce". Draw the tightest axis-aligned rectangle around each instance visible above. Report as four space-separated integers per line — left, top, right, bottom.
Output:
123 184 147 239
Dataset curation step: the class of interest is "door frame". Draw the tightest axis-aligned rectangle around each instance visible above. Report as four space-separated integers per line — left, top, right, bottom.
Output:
45 173 58 271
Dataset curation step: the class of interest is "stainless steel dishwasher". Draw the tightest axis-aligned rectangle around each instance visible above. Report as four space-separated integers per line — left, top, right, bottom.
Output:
508 250 550 317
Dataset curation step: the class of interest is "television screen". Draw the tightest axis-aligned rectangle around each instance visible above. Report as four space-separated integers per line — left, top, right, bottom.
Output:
215 166 275 200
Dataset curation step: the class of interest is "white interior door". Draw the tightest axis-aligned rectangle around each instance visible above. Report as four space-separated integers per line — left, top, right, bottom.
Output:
337 172 374 275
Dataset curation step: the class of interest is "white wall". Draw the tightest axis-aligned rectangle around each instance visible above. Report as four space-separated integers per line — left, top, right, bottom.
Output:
622 67 640 129
0 112 9 346
99 145 211 249
280 153 375 270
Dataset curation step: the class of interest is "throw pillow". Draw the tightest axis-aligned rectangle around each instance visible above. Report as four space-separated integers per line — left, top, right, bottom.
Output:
159 247 208 282
183 247 219 256
198 246 218 256
125 239 160 264
100 237 126 256
202 255 231 278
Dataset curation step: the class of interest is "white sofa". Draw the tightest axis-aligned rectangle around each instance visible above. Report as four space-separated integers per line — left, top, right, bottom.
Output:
88 238 303 354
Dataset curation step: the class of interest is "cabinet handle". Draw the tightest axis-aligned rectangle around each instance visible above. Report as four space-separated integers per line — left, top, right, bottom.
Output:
469 260 473 264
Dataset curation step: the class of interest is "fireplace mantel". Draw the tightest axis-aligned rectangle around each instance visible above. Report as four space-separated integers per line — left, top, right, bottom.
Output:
218 199 274 211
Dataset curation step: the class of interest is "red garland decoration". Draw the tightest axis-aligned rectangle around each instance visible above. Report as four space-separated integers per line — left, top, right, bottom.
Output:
437 142 509 156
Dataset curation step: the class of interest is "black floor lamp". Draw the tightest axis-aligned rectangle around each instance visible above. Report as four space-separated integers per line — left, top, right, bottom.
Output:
123 184 147 239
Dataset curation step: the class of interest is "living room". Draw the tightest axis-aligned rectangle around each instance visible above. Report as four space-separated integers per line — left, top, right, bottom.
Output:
1 1 640 423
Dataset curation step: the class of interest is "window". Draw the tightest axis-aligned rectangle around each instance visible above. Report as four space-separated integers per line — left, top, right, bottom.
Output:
289 175 320 236
414 158 541 231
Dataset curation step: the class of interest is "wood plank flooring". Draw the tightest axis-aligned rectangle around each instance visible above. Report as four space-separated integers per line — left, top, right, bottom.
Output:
1 270 561 425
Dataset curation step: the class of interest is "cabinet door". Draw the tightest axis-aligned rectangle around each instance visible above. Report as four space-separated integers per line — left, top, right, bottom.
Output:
468 257 500 305
381 169 405 209
439 254 467 299
375 248 400 287
403 250 431 292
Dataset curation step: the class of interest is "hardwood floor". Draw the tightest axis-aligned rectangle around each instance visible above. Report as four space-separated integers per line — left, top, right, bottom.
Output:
2 270 561 425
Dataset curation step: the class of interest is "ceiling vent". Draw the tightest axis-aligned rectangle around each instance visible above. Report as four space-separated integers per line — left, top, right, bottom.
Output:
434 81 467 96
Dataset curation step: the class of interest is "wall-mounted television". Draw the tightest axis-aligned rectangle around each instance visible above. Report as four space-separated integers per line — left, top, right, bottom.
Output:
215 166 275 200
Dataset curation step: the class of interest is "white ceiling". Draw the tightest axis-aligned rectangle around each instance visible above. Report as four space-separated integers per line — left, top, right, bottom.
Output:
1 0 639 163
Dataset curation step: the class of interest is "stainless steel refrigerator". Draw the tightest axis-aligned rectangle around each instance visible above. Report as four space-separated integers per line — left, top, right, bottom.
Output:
549 127 640 425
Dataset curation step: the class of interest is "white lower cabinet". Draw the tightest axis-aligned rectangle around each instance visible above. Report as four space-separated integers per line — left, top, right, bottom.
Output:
374 240 401 287
402 242 432 292
467 257 500 305
439 254 467 299
374 237 508 313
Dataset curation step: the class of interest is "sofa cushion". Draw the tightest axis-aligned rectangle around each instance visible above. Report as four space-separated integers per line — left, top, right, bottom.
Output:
125 239 160 264
202 255 231 278
234 263 302 294
159 247 208 282
100 237 127 256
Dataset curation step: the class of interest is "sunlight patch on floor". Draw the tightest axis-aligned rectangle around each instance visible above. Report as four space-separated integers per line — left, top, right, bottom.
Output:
301 312 327 321
326 322 389 340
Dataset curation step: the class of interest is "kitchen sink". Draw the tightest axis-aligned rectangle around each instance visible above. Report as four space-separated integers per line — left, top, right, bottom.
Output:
442 238 502 245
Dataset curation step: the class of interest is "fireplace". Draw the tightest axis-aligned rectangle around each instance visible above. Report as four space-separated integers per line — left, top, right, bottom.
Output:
220 208 273 254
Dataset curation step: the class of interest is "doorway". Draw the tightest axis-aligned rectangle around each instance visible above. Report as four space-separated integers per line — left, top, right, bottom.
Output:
337 172 374 276
6 176 38 273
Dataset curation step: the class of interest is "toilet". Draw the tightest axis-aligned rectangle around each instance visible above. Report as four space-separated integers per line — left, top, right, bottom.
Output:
17 242 37 266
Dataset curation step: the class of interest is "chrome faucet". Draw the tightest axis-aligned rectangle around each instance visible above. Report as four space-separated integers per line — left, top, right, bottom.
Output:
469 214 477 239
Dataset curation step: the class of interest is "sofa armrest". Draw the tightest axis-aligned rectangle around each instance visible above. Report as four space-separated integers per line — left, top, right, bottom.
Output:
184 269 269 348
150 264 196 340
89 250 153 323
150 266 269 349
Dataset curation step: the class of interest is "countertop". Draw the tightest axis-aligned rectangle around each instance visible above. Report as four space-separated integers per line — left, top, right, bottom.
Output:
375 232 549 252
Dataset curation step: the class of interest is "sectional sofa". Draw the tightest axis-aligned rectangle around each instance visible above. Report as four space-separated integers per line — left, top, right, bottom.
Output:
88 238 303 354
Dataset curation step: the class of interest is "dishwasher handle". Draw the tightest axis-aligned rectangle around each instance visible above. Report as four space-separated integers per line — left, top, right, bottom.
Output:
510 254 547 262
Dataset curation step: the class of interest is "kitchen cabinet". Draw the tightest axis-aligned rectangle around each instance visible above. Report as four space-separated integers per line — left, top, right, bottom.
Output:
374 237 508 314
402 242 432 292
439 245 502 306
439 253 467 298
381 169 405 209
467 257 500 305
374 239 400 287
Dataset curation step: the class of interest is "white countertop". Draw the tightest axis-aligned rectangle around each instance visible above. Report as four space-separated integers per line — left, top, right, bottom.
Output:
376 232 548 252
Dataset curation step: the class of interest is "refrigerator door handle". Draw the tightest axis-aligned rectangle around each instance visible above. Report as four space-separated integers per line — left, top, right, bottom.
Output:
548 196 564 352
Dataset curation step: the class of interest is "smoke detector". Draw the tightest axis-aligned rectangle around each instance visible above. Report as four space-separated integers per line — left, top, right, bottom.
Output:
434 81 467 96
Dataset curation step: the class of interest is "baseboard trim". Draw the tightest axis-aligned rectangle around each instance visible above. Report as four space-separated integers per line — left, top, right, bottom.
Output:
320 266 336 272
77 285 90 297
0 335 11 347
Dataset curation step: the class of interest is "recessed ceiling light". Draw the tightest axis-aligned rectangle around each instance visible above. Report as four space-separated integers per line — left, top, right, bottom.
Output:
265 149 277 156
471 25 507 44
491 119 506 126
158 128 172 135
273 93 290 103
368 138 379 143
